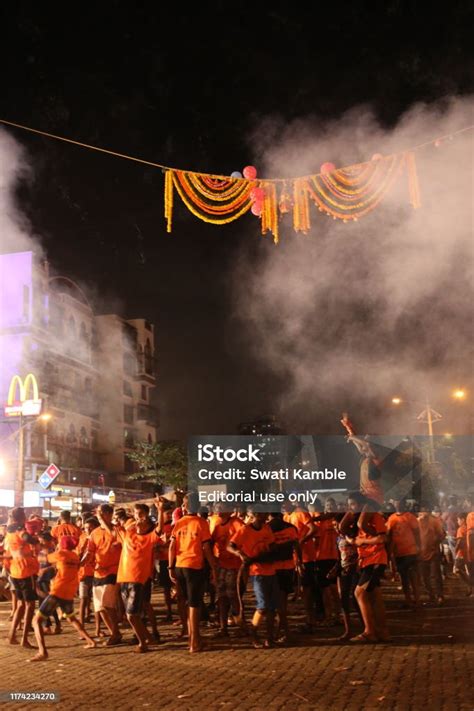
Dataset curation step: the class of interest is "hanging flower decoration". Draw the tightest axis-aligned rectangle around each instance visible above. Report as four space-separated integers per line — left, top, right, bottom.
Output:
165 151 422 243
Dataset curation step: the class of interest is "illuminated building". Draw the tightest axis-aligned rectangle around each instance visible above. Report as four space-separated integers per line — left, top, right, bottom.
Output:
0 250 158 515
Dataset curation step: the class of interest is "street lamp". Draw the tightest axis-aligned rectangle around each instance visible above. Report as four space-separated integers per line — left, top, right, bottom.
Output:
391 390 467 464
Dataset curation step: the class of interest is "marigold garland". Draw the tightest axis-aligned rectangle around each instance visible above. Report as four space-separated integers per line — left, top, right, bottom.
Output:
165 151 420 241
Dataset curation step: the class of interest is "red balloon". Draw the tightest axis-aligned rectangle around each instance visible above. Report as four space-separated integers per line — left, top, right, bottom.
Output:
250 187 265 202
243 165 258 180
320 162 336 174
251 202 262 216
371 153 383 161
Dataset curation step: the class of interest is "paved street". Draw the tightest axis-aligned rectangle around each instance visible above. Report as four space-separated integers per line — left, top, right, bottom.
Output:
0 577 473 711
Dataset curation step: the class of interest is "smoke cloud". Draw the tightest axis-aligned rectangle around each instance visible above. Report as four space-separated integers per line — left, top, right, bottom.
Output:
233 97 474 434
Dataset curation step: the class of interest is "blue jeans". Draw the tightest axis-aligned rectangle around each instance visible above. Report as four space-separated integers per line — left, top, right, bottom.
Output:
251 575 279 611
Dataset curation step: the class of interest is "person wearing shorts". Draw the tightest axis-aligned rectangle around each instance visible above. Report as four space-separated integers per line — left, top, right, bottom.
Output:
387 500 421 608
85 504 122 645
154 499 174 621
31 536 95 661
211 506 244 636
117 504 162 652
229 509 278 648
347 492 390 643
77 518 99 628
169 492 217 653
268 511 300 642
5 507 39 648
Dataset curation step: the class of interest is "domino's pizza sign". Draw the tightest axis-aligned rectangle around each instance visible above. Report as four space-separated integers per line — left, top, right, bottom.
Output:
38 463 60 490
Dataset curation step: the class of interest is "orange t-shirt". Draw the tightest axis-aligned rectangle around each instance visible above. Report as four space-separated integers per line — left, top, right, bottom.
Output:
230 523 276 576
456 523 467 559
271 523 298 571
77 532 94 580
316 517 338 561
5 531 39 579
117 526 160 584
467 512 474 562
172 515 211 569
289 510 316 563
51 523 81 541
87 526 122 579
418 515 444 561
357 512 388 568
212 517 244 570
155 521 173 561
387 512 419 557
48 550 80 600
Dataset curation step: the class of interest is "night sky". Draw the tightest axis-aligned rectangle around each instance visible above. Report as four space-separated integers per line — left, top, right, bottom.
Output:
1 3 473 440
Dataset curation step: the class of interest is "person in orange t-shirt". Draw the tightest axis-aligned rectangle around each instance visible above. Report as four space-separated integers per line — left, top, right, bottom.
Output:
346 492 390 643
211 505 244 636
289 506 318 630
77 518 99 628
5 507 39 649
229 508 278 648
84 504 122 646
51 511 81 543
31 536 95 661
387 500 421 608
169 493 216 653
454 513 472 595
267 511 300 642
154 499 175 621
315 498 340 625
116 503 162 652
417 507 445 604
467 509 474 586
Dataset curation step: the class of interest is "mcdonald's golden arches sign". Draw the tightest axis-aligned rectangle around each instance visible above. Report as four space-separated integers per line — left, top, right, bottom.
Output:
4 373 43 417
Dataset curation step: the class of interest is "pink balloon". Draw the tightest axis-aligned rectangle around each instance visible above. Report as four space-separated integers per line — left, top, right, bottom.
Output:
251 202 262 216
250 187 265 202
243 165 258 180
320 162 336 174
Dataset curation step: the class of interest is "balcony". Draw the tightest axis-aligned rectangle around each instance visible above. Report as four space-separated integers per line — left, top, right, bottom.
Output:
136 404 159 426
46 439 103 470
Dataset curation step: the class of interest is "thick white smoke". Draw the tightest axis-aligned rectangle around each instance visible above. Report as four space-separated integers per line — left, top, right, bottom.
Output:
233 98 474 434
0 128 41 255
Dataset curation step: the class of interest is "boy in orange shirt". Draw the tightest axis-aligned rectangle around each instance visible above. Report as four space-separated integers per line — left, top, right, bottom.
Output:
344 492 390 643
315 498 340 626
417 506 445 604
6 507 39 648
31 536 95 661
84 504 122 645
386 499 421 608
77 518 99 629
117 503 162 652
289 505 318 631
51 511 81 542
169 492 217 653
267 511 300 643
454 513 472 595
211 504 244 637
228 508 277 648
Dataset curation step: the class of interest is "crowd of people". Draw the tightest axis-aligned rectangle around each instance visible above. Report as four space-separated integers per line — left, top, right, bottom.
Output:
0 491 473 659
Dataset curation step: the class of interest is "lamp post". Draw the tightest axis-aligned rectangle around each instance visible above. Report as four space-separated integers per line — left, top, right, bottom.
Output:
391 389 467 464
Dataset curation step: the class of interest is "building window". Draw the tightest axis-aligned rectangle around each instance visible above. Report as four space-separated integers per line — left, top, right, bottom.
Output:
144 339 153 375
124 456 135 474
141 385 147 401
65 423 77 445
79 426 89 447
91 429 98 449
124 405 134 424
147 433 153 444
123 352 136 376
123 381 133 397
84 377 92 393
124 429 134 448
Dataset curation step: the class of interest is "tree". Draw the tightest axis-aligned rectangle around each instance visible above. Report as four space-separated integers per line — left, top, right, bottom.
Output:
126 440 187 491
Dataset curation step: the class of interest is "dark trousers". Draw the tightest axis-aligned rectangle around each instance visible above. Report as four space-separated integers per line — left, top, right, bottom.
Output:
419 554 443 599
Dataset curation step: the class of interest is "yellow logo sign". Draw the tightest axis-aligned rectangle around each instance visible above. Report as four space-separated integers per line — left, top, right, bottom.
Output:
7 373 39 404
4 373 42 417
